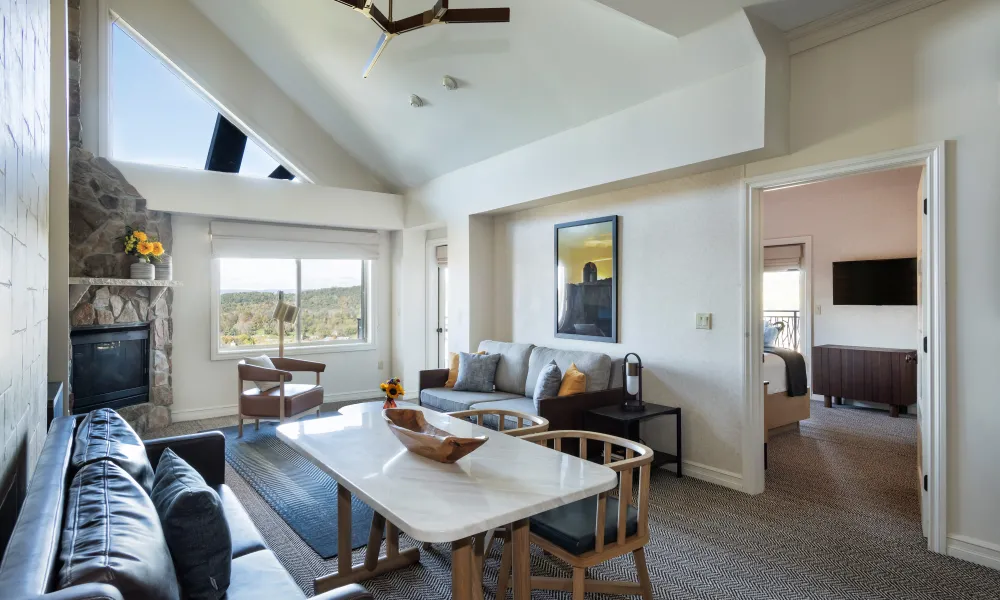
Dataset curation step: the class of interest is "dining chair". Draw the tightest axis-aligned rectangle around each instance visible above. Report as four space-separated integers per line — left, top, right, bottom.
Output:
497 431 655 600
447 408 550 437
237 357 326 437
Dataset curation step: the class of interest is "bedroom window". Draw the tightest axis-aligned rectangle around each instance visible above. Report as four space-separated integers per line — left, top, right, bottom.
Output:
215 259 370 356
763 270 802 351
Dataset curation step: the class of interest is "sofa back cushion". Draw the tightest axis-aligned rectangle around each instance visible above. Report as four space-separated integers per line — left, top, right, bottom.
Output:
152 449 232 600
59 460 181 600
477 341 535 395
72 408 155 493
525 347 612 398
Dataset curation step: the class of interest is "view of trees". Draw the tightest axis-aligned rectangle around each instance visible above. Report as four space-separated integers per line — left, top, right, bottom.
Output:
219 286 363 347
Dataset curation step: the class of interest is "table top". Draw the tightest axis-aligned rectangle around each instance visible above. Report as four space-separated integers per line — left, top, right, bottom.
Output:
276 407 618 543
587 402 679 422
338 400 418 415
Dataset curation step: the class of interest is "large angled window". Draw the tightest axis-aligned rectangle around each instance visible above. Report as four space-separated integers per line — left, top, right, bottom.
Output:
110 21 296 180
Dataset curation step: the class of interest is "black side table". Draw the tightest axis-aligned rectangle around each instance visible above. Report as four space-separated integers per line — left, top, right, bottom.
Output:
584 404 682 477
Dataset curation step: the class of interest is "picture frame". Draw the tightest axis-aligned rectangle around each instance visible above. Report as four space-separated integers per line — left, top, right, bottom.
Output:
554 216 618 343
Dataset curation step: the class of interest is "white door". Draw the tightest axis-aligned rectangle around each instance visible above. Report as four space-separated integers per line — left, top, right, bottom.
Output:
437 264 448 368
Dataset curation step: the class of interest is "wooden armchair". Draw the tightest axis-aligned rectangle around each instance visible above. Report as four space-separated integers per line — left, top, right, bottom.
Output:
447 408 549 437
497 431 655 600
237 357 326 438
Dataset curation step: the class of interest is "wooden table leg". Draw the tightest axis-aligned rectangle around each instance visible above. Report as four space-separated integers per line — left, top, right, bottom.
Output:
313 487 420 594
824 395 832 408
511 519 531 600
472 533 486 600
890 404 900 418
452 537 474 600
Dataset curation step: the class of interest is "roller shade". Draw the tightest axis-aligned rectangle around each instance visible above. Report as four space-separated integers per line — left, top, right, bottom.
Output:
210 221 380 260
763 244 802 272
435 245 448 267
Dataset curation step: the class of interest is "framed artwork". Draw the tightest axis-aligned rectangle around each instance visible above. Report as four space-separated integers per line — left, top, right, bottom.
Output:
554 216 618 343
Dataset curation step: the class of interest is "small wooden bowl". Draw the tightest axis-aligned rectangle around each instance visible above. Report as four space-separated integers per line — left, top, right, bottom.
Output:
383 408 488 464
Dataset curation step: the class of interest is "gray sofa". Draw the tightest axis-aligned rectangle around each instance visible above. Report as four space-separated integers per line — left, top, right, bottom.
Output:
419 341 623 433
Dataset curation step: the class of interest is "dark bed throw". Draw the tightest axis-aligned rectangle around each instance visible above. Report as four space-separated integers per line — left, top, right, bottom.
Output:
765 347 809 397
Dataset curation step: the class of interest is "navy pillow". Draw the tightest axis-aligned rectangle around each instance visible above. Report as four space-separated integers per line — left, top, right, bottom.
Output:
152 449 232 600
72 408 155 493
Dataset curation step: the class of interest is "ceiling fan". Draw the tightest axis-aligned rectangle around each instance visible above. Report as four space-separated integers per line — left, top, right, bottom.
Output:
332 0 511 78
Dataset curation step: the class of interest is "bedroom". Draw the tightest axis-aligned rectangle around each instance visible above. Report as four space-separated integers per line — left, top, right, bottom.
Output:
759 166 924 500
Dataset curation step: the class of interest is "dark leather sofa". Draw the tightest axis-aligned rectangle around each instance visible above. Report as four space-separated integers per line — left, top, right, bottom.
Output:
0 415 371 600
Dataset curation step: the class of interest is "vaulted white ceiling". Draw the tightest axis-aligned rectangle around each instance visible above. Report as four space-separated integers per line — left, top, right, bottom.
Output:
187 0 875 190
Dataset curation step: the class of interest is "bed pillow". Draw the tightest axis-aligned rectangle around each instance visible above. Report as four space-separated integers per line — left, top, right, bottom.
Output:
454 352 502 393
533 360 562 410
763 323 781 347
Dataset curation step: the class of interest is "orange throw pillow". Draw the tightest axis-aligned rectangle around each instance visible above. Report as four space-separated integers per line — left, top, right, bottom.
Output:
558 363 587 396
444 351 486 388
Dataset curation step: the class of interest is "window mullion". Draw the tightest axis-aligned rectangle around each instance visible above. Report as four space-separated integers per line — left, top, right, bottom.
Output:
296 259 303 345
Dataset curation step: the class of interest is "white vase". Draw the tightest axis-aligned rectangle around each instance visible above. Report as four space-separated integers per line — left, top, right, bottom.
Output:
154 255 173 281
130 261 155 280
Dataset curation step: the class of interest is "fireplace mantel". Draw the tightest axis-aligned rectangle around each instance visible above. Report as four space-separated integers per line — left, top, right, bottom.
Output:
69 277 182 308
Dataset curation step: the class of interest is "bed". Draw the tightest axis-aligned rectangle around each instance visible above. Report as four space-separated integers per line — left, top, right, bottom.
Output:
763 350 810 435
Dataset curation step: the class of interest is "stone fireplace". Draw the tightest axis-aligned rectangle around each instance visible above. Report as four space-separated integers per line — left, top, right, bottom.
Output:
68 149 174 434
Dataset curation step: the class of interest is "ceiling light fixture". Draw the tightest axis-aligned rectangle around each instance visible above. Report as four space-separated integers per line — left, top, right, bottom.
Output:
409 94 424 108
332 1 511 78
442 75 458 90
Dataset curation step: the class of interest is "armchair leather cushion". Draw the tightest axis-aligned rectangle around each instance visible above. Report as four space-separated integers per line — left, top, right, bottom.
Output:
240 384 323 418
71 408 155 493
152 449 232 600
243 355 282 392
58 460 181 600
529 495 638 555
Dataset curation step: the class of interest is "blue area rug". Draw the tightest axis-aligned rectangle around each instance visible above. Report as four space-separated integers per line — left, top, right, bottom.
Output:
212 417 380 559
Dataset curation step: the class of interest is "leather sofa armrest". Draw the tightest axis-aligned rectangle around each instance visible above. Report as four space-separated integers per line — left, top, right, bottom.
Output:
270 357 326 373
311 584 373 600
419 369 449 392
40 583 125 600
144 431 226 487
238 363 294 382
537 388 622 432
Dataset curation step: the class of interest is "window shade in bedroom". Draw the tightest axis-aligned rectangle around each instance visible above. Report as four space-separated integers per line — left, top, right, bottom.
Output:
763 244 803 272
210 221 381 259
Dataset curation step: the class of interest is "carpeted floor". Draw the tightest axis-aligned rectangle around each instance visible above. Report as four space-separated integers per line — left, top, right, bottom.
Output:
146 403 1000 599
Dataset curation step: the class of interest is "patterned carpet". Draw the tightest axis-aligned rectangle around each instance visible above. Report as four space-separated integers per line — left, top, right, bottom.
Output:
147 403 1000 599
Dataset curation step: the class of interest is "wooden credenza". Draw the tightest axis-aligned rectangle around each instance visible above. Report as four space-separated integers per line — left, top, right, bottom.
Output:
812 345 917 417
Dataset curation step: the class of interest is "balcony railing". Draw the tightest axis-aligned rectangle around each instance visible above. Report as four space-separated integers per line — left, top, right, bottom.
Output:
764 310 800 350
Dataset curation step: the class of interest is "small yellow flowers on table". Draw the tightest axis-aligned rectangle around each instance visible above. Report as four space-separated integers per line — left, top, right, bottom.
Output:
380 378 405 409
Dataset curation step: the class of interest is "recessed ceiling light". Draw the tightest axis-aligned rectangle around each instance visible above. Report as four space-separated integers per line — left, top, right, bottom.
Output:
442 75 458 90
409 94 424 108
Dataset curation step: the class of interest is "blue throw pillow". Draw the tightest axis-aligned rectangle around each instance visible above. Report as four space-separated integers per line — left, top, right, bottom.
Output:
454 352 502 393
152 449 232 600
763 323 781 347
533 360 562 411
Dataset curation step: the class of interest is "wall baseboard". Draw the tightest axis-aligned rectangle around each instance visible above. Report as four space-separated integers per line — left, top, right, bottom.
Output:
660 460 744 492
947 535 1000 571
171 389 382 423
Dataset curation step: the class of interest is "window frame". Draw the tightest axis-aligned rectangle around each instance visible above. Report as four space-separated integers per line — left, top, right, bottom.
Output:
210 258 377 361
90 3 310 182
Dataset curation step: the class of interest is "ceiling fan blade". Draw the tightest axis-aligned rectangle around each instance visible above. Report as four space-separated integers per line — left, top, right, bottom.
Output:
363 32 393 79
366 2 392 33
331 0 365 9
441 7 510 23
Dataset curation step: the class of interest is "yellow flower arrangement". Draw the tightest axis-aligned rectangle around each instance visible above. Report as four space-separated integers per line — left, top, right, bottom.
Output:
122 226 168 263
380 378 405 408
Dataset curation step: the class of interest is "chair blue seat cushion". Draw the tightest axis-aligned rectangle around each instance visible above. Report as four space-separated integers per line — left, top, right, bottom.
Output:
529 495 639 555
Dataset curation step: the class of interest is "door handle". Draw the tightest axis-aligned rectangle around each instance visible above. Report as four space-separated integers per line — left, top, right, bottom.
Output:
436 328 443 333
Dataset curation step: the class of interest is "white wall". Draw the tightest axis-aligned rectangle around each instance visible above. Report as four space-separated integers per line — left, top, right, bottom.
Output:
494 168 746 477
745 0 1000 564
114 161 404 230
763 167 922 350
169 216 392 421
48 0 70 393
80 0 386 192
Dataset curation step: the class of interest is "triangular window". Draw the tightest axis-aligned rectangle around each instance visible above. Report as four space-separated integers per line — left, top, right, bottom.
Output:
110 21 295 180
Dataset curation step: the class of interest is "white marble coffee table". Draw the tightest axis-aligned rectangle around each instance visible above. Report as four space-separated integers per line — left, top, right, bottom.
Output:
277 406 617 600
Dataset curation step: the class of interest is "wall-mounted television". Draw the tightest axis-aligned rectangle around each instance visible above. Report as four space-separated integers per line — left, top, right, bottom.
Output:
833 258 917 306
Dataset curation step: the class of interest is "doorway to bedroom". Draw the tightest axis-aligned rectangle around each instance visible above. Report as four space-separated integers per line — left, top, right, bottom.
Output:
752 158 934 549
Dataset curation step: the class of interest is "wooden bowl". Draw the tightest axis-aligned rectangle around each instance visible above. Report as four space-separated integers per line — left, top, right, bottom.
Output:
383 408 488 464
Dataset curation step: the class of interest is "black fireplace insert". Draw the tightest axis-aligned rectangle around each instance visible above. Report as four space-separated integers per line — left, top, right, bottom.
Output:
70 323 150 414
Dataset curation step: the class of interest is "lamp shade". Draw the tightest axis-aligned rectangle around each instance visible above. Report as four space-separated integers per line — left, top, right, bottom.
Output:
626 362 640 395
